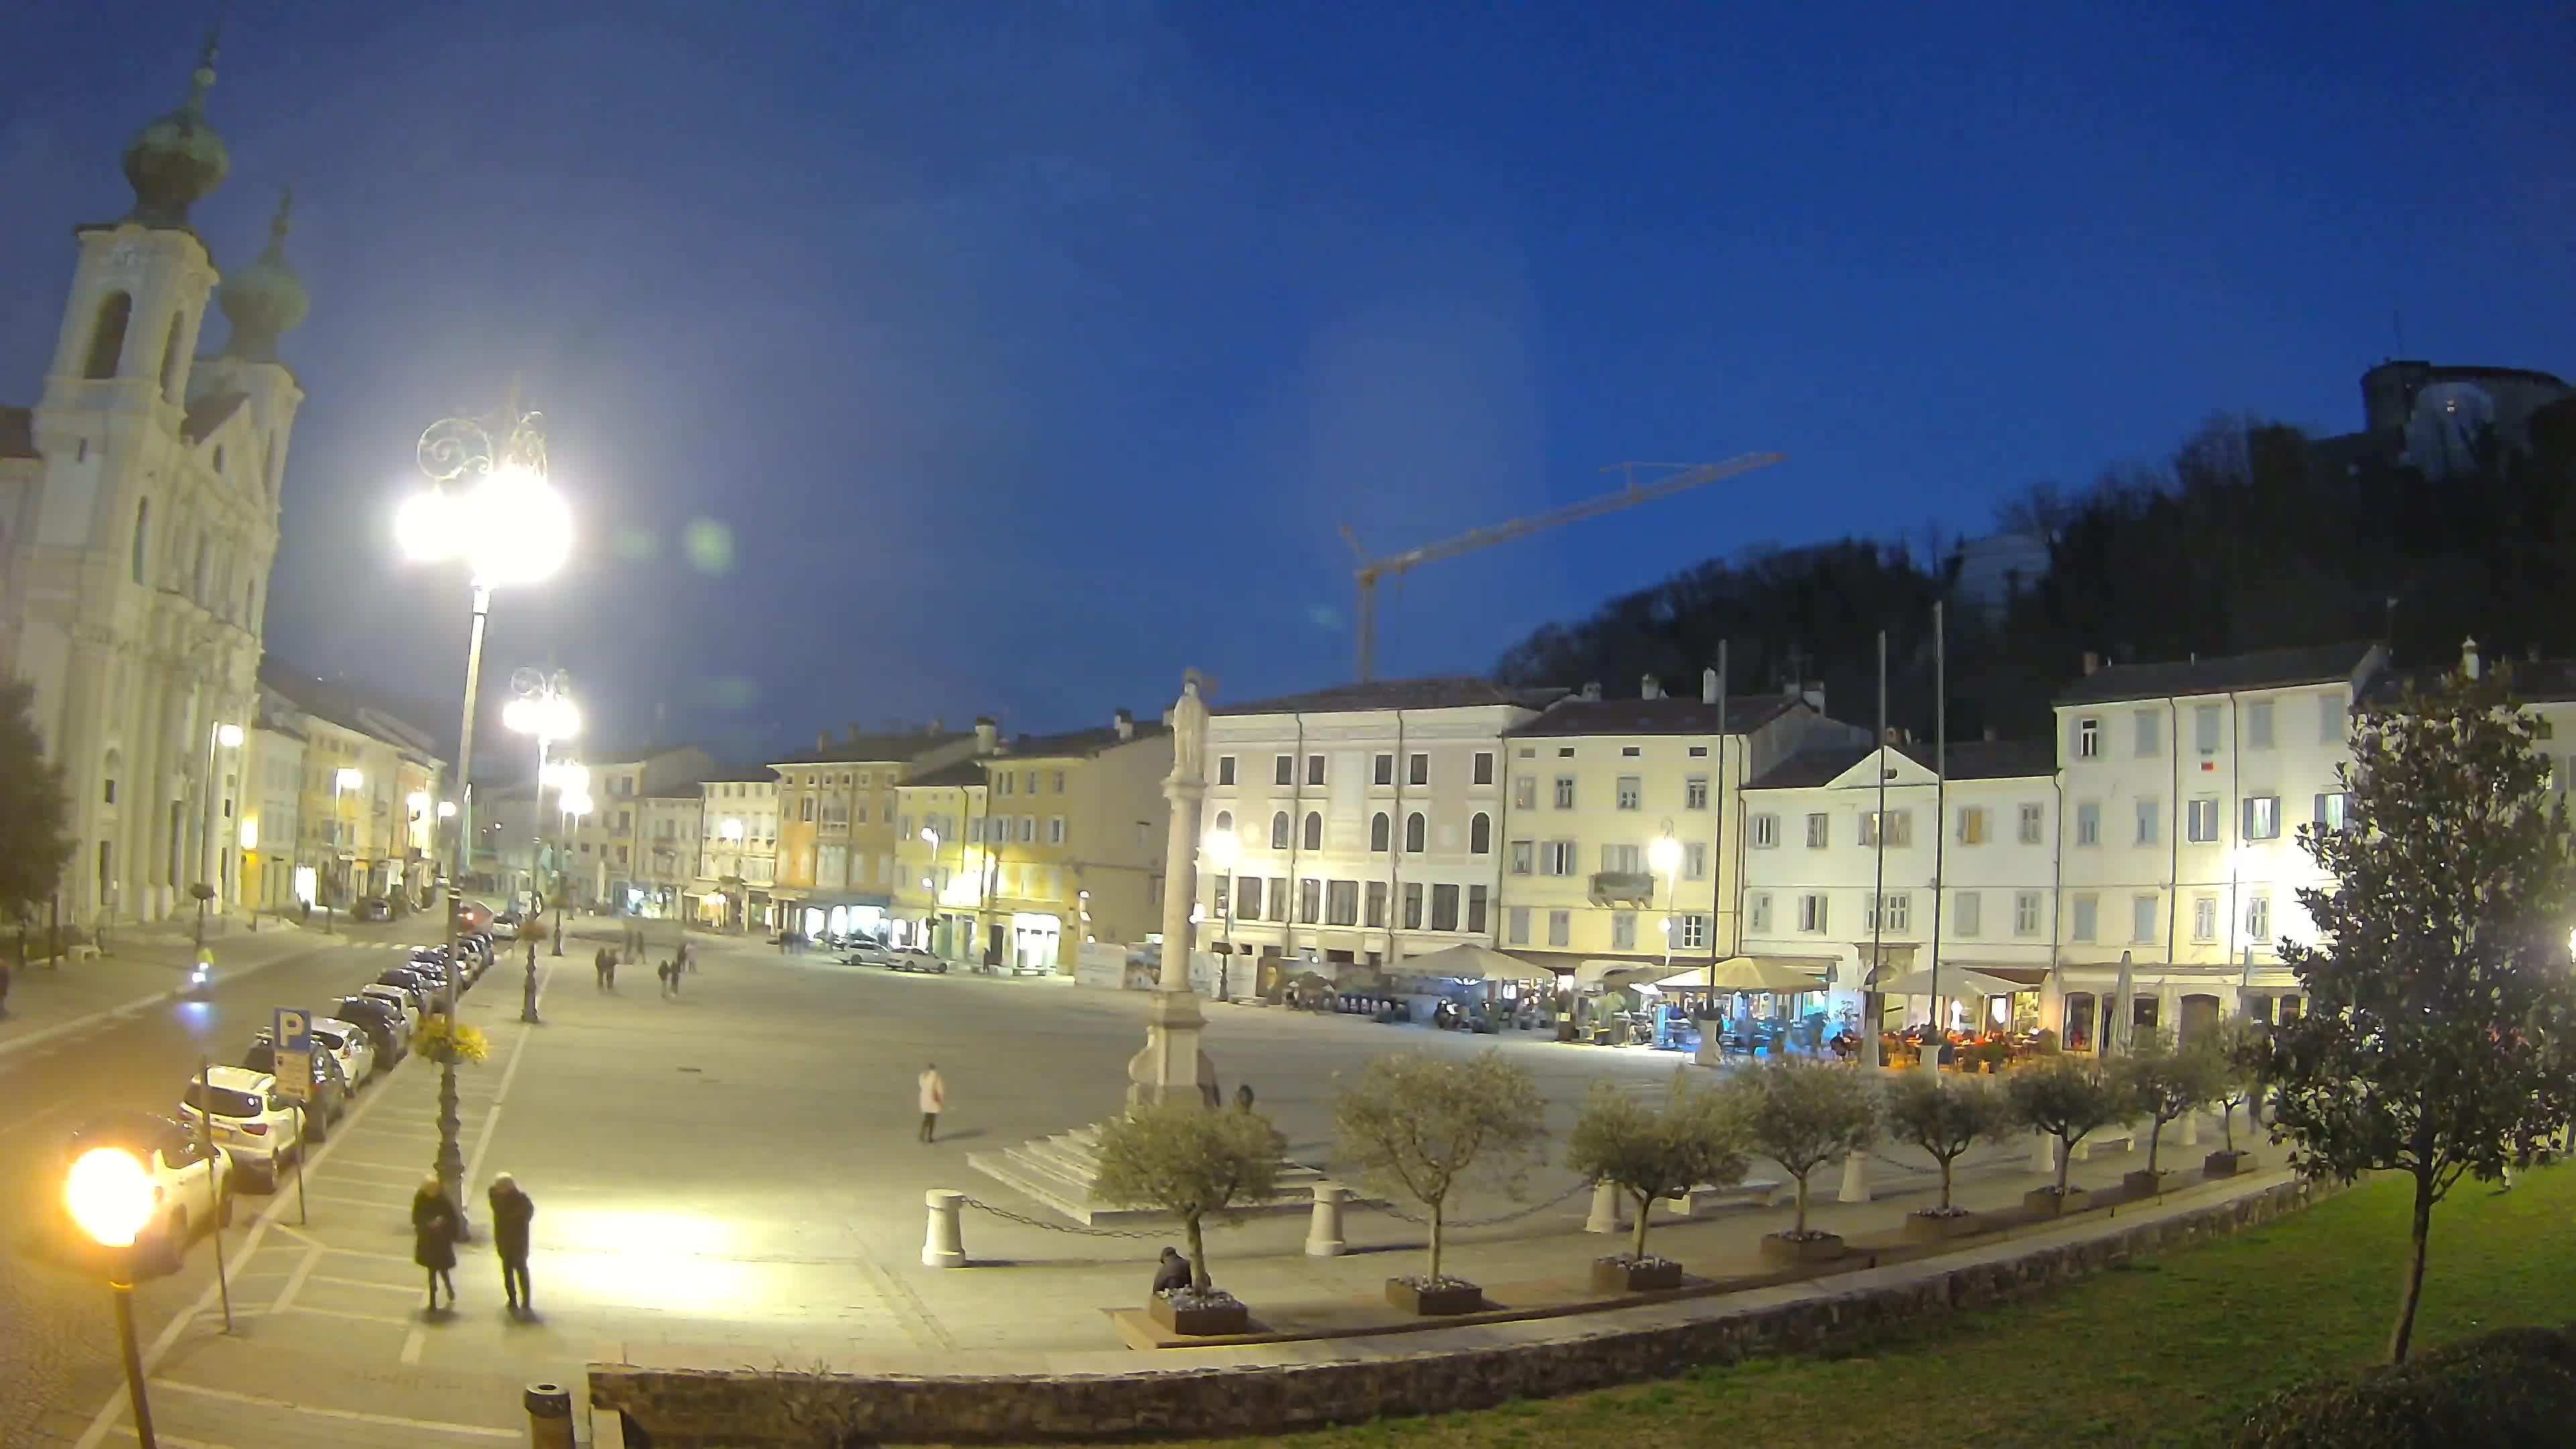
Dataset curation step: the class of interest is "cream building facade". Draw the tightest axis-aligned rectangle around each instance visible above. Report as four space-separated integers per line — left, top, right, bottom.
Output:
957 710 1172 971
771 726 973 939
0 43 309 926
637 791 703 918
564 744 715 910
694 767 780 929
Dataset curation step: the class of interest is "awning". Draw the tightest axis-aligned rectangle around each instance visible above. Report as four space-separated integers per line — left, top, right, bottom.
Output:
1873 966 2030 999
1854 943 1917 985
1574 959 1673 991
1381 943 1532 979
1659 955 1833 992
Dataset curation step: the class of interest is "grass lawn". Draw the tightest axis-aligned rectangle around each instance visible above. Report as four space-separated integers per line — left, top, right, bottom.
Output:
1110 1165 2576 1449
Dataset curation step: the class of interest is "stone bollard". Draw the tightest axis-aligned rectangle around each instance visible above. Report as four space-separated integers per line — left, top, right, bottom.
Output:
523 1383 574 1449
1837 1148 1871 1203
922 1189 967 1269
2030 1130 2057 1176
1305 1181 1348 1257
1585 1180 1623 1234
2181 1109 2199 1147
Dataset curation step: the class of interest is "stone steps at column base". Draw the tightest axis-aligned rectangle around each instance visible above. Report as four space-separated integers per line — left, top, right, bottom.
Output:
968 1121 1328 1226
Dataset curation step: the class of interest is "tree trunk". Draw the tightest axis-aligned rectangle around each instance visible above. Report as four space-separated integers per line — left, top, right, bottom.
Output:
1792 1172 1810 1234
2055 1132 2074 1195
1629 1191 1653 1260
1185 1211 1210 1295
2389 1170 2436 1363
2220 1100 2235 1153
1428 1199 1446 1283
1937 1154 1955 1211
2146 1118 2163 1175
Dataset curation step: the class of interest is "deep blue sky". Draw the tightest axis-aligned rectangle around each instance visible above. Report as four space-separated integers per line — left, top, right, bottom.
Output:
5 4 2570 767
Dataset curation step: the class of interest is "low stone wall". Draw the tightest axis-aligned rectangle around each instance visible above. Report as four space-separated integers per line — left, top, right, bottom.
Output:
590 1175 2325 1447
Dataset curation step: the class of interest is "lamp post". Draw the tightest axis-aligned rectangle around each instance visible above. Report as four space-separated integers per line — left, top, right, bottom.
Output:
195 721 243 953
505 673 581 954
920 827 941 956
720 818 745 930
397 402 571 1235
330 767 362 924
65 1146 159 1448
1203 828 1238 1001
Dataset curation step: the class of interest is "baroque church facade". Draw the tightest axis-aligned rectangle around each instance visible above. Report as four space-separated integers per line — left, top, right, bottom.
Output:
0 39 309 926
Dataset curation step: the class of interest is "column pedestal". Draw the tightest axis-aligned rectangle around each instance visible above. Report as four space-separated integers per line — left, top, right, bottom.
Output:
1127 987 1217 1108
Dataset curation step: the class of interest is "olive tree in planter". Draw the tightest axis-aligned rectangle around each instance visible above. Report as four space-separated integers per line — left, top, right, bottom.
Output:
1727 1059 1876 1264
1092 1100 1286 1336
2111 1030 2224 1195
1883 1071 2012 1240
1333 1051 1548 1316
1564 1072 1747 1291
2202 1016 2266 1176
2007 1056 2127 1216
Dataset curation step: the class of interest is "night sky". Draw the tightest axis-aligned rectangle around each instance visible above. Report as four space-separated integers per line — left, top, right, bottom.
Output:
4 4 2570 769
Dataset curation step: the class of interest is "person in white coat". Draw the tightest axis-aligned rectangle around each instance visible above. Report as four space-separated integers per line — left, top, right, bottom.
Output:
918 1063 946 1144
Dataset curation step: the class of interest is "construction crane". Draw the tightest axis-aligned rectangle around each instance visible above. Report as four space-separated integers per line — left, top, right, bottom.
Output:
1339 451 1786 682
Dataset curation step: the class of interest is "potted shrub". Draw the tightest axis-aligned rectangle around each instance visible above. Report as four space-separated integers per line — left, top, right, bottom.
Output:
1564 1071 1746 1293
2202 1016 2265 1177
1884 1070 2012 1240
1093 1100 1287 1336
2111 1030 2222 1196
1334 1052 1547 1315
2008 1057 2127 1216
1728 1059 1876 1264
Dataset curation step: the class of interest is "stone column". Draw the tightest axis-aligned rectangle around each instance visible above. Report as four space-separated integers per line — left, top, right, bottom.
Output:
1585 1181 1623 1234
921 1189 966 1269
1304 1182 1348 1256
1128 675 1216 1108
1837 1148 1872 1203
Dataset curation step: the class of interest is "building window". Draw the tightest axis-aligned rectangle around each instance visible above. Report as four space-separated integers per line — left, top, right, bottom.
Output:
1271 812 1289 850
1366 880 1388 927
1548 909 1570 947
2018 802 2043 844
2245 702 2273 749
1409 753 1429 786
1751 813 1778 848
1371 812 1391 851
998 773 1014 796
1945 890 1977 937
1684 775 1709 810
1507 905 1530 945
2193 703 2220 753
1238 877 1265 920
1403 812 1426 853
1601 842 1642 874
1513 776 1536 810
1682 841 1707 880
1749 892 1772 933
1615 775 1642 810
1466 884 1488 934
1621 746 1641 758
2075 800 2100 847
2134 709 2160 757
1303 811 1324 851
1403 882 1424 930
85 291 131 379
1675 913 1709 949
1214 809 1232 835
1273 755 1293 786
1541 840 1576 875
1805 812 1829 849
2314 792 2351 831
1468 812 1491 854
1553 776 1575 809
1213 875 1232 916
2014 890 2041 937
1218 756 1236 786
1957 806 1986 845
2132 894 2159 944
1267 877 1289 922
1867 892 1910 933
1472 751 1495 786
1859 810 1911 848
1307 755 1326 786
1048 816 1067 845
1373 753 1394 786
1327 879 1358 926
2192 895 2218 942
131 496 150 584
801 799 814 822
1611 912 1636 951
2135 798 2159 846
2246 893 2271 942
1298 878 1322 924
2076 717 2100 759
1797 893 1829 933
2243 795 2281 841
1509 839 1532 874
2072 893 2098 942
2319 691 2345 743
2186 797 2219 843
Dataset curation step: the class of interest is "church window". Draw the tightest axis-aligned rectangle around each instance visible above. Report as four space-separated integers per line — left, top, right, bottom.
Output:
159 315 184 402
212 445 225 476
130 498 150 584
193 533 209 602
85 292 131 379
102 750 120 806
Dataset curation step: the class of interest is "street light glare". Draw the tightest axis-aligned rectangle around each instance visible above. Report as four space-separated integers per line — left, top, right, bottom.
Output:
437 800 458 818
1648 836 1682 873
504 695 582 739
398 471 574 588
334 767 363 790
1201 831 1239 867
215 723 244 748
64 1147 154 1248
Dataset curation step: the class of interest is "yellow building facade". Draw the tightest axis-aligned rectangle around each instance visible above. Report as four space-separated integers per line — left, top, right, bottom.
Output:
771 726 973 938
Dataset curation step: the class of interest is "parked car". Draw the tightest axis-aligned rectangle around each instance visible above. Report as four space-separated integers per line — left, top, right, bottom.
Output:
176 1067 304 1192
310 1016 378 1087
888 947 948 975
490 912 521 941
373 969 438 1014
354 897 394 922
356 984 423 1040
330 995 409 1065
241 1032 351 1137
841 941 898 968
59 1112 232 1270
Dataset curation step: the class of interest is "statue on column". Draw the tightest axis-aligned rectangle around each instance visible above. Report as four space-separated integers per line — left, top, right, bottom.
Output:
1168 672 1209 782
1131 670 1219 1108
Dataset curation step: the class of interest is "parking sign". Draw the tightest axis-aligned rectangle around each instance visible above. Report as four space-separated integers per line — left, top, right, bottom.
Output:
273 1007 313 1102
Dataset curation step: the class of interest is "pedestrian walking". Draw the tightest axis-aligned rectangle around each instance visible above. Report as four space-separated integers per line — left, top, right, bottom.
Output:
594 946 610 991
487 1173 535 1313
412 1177 462 1311
659 957 681 999
680 938 696 974
918 1062 946 1143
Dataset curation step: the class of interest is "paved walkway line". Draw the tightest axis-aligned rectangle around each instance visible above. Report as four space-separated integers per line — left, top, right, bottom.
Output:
270 1243 324 1313
145 1379 519 1440
108 1428 241 1448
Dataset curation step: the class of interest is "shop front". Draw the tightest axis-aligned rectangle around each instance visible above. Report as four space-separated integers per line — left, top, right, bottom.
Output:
1006 911 1062 973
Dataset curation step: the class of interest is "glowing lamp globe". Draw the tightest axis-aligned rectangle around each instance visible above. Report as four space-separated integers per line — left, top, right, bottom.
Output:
64 1147 155 1248
1202 831 1240 869
1648 837 1682 875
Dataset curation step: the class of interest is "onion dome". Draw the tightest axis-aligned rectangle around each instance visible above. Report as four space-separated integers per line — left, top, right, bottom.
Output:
219 190 308 362
121 34 229 229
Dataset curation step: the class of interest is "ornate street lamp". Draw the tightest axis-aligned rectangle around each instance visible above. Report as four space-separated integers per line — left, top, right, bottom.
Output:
504 670 580 955
1202 828 1239 1000
65 1146 160 1448
396 402 571 1235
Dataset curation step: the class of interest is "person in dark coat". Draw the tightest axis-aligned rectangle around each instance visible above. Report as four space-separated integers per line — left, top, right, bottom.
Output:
487 1172 535 1313
1150 1245 1192 1296
412 1177 461 1310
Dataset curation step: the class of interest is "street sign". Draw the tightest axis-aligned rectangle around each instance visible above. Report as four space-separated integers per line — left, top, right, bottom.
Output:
272 1007 313 1102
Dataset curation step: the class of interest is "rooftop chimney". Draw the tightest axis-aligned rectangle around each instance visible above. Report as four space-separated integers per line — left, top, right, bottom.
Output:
2082 651 2102 676
1581 681 1601 702
925 718 945 735
1702 667 1719 704
845 722 861 745
1641 674 1662 700
2463 636 2482 680
1113 708 1134 741
1801 680 1827 714
816 729 830 751
975 716 999 754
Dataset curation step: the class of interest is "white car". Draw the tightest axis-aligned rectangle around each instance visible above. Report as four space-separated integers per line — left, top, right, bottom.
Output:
311 1017 378 1087
61 1112 233 1270
490 914 521 942
357 983 423 1038
841 941 898 967
177 1066 305 1192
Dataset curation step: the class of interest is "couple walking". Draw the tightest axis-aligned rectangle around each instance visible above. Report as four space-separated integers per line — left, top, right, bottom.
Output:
411 1173 538 1316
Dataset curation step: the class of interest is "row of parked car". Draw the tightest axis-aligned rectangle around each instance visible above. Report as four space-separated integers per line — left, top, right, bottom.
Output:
58 926 502 1273
835 938 950 975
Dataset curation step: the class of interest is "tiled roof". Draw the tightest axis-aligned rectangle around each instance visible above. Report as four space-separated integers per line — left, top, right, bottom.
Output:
996 719 1171 759
904 757 988 788
1749 737 2055 790
1505 692 1805 739
1214 676 1566 716
698 764 781 784
2052 642 2381 706
0 407 32 459
2363 657 2576 706
257 659 443 759
772 732 968 767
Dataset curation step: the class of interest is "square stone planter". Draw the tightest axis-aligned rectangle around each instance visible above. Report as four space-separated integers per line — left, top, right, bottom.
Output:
2023 1186 2091 1217
1146 1293 1249 1337
1588 1256 1684 1293
1385 1278 1483 1316
2204 1150 2250 1178
2122 1169 2171 1196
1759 1232 1847 1265
1903 1209 1982 1241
